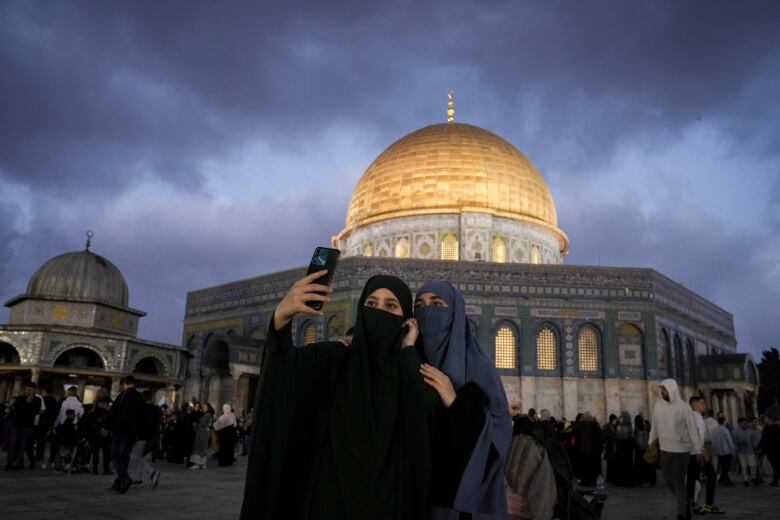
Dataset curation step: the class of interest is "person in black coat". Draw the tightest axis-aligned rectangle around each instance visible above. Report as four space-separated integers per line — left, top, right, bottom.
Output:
105 375 145 493
4 382 42 471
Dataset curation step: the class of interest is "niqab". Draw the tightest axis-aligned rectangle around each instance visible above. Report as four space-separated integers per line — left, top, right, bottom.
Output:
415 281 512 518
240 275 437 520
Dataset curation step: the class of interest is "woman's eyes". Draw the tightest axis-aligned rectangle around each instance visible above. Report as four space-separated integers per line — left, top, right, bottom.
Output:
365 300 377 307
385 303 398 310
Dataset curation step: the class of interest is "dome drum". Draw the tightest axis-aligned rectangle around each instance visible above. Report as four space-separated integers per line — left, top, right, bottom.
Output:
337 213 563 264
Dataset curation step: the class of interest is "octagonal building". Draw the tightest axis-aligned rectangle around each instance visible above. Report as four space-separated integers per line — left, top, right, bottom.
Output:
182 107 758 423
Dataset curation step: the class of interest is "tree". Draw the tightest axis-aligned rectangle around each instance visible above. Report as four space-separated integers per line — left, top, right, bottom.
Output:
757 347 780 413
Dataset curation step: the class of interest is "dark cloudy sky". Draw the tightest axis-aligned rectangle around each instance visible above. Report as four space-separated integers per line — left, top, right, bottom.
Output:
1 1 778 358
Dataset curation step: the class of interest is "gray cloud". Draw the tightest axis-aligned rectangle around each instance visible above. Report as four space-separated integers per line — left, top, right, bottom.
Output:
1 1 778 358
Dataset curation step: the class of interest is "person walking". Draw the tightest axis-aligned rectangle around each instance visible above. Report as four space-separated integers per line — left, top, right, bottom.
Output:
757 415 780 487
686 396 724 515
128 390 162 488
649 379 703 520
574 412 604 487
54 386 84 427
4 382 42 471
105 375 145 494
750 416 765 484
732 417 758 486
37 386 59 469
711 416 735 486
603 414 618 483
214 404 238 467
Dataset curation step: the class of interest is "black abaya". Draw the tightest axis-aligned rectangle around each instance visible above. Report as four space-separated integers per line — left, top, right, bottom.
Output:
240 275 439 520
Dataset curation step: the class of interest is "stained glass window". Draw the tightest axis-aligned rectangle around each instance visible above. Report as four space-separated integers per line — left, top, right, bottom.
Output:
495 325 516 369
492 236 507 263
578 327 599 372
531 245 541 265
536 326 558 370
303 323 317 346
440 233 459 260
395 237 410 258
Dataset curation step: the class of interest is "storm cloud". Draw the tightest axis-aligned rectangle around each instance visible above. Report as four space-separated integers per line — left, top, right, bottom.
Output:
1 1 778 356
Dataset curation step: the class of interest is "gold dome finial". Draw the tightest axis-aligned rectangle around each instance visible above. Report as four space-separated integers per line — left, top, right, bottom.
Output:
447 89 455 124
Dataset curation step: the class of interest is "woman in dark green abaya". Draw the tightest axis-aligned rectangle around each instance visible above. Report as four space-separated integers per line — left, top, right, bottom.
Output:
240 270 438 520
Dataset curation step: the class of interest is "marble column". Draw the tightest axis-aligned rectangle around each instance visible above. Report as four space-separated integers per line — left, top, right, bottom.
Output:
29 367 41 384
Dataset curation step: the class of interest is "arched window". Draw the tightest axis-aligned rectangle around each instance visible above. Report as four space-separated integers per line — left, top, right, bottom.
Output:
661 328 672 376
578 326 600 372
0 342 21 365
674 334 685 384
440 233 459 260
54 347 105 369
395 237 410 258
327 315 343 339
494 324 516 369
686 339 697 386
303 323 317 346
492 236 507 263
531 245 541 265
536 325 558 371
363 243 373 257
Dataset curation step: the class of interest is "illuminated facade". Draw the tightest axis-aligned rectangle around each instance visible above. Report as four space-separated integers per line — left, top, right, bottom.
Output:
182 105 758 422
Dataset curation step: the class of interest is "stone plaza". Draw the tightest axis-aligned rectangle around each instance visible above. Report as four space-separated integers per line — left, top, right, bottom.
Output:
0 456 777 520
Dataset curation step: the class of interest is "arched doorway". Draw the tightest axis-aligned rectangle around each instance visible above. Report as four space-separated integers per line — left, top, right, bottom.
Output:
54 347 105 369
202 339 232 407
51 347 108 403
0 342 21 365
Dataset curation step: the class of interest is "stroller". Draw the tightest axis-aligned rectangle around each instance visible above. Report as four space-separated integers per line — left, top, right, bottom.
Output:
544 439 606 520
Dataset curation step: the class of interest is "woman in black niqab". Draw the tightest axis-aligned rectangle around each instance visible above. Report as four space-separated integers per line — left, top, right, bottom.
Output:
240 272 438 520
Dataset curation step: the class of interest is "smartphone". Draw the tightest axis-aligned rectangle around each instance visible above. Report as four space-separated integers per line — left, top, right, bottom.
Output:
305 246 340 310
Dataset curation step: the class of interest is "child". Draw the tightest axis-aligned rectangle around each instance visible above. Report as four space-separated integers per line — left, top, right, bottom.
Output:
54 409 77 473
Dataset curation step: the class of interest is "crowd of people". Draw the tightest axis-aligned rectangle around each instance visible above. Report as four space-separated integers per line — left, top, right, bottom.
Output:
1 375 250 495
2 269 779 520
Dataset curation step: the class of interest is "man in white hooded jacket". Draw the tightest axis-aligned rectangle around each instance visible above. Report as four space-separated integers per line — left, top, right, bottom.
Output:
649 379 703 520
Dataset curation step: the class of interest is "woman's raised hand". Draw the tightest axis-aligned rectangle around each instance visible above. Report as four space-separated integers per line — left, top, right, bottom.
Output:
401 318 418 348
272 270 333 331
419 363 456 407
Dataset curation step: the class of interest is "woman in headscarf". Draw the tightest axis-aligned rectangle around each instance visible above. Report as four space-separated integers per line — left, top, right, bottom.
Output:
613 411 636 487
240 271 438 520
414 281 512 519
189 403 213 470
633 414 656 485
213 404 238 467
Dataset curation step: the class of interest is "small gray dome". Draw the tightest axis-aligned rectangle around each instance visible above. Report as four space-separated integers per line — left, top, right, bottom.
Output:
26 250 129 307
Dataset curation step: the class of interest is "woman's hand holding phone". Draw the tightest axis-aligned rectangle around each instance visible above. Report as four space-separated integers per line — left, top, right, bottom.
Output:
273 270 333 331
401 318 418 348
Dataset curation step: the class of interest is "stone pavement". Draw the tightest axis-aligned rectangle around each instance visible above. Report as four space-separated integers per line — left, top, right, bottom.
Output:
0 456 777 519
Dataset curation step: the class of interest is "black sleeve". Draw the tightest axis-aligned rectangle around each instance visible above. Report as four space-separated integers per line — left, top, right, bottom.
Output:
431 381 488 507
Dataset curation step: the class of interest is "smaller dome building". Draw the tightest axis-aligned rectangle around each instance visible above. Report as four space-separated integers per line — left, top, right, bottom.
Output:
0 237 186 404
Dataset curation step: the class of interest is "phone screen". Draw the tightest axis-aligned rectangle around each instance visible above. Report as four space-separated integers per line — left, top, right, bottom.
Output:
305 247 340 310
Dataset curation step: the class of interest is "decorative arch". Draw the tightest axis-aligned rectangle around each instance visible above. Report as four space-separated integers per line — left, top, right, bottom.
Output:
202 336 231 375
673 333 685 384
617 323 645 378
576 323 602 375
248 327 265 341
53 345 107 370
661 328 672 377
685 338 697 387
49 342 111 370
535 322 561 373
130 351 171 377
327 315 343 340
493 320 518 370
300 320 317 346
0 341 21 365
186 334 200 352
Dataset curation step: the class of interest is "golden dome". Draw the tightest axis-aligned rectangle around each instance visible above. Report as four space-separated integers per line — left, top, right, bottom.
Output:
336 123 569 254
